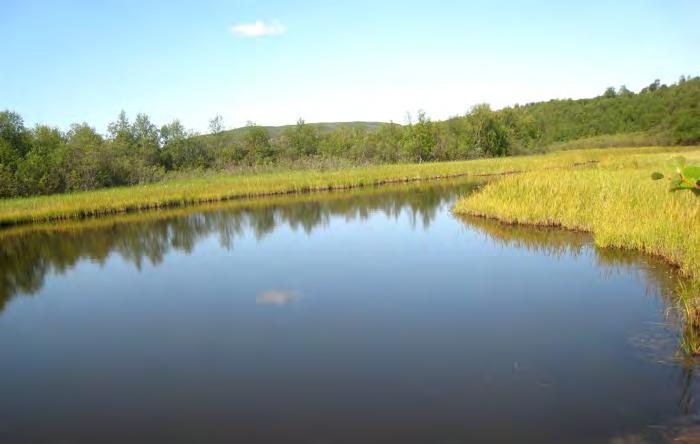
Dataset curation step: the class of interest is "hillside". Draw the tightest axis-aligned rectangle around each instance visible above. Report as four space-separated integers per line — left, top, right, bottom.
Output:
508 76 700 148
223 121 388 138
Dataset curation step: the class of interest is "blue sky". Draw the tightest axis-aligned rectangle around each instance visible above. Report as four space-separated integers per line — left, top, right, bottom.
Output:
1 0 698 133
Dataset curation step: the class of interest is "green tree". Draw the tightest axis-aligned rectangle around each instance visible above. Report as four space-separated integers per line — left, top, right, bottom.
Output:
61 123 110 191
284 118 320 158
132 113 160 165
107 110 134 144
243 122 274 163
161 120 211 169
209 115 224 135
401 110 437 162
469 104 510 157
15 125 64 195
0 110 31 159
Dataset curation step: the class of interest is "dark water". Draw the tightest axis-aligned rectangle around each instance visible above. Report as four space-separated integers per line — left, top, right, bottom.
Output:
0 178 697 443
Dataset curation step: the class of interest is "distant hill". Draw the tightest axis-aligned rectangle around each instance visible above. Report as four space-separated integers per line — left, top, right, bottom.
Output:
218 121 389 139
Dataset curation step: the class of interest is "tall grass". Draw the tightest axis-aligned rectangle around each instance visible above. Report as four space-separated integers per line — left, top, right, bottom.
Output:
544 131 672 152
454 163 700 281
0 146 693 227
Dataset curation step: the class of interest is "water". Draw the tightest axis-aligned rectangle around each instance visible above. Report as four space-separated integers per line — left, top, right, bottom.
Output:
0 178 697 443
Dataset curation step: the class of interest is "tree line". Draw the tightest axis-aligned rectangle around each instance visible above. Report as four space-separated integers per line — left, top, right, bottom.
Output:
1 76 698 198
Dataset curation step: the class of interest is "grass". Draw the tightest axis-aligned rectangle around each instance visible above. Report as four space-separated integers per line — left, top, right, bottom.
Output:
0 176 484 240
543 131 672 152
0 146 694 227
453 150 700 280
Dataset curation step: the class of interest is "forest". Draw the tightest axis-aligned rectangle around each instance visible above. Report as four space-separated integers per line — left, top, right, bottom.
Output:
1 76 698 198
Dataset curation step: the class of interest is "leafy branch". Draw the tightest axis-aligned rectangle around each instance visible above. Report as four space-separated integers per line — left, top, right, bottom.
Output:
652 156 700 195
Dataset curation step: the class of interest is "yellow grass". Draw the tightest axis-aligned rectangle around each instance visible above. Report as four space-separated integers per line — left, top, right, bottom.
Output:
0 146 694 227
454 148 700 283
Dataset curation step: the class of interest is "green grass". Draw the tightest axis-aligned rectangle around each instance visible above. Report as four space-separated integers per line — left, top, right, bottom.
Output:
544 131 672 151
453 149 700 282
0 146 696 227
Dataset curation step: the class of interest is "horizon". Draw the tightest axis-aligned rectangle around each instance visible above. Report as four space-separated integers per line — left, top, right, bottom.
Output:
2 0 699 134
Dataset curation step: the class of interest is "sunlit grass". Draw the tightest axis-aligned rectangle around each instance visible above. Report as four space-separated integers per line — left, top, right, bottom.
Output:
454 152 700 281
454 147 700 354
0 146 693 227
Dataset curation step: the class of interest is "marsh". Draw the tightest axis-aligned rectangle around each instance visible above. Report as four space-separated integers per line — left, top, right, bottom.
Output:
0 178 695 443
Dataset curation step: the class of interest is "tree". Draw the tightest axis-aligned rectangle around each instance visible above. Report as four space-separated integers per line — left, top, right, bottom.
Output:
209 114 224 135
161 120 211 170
469 104 510 157
284 118 319 158
132 113 160 165
61 123 109 191
374 122 402 163
243 122 274 163
107 110 133 143
15 125 64 195
0 110 30 160
401 110 436 162
641 79 661 94
618 85 633 97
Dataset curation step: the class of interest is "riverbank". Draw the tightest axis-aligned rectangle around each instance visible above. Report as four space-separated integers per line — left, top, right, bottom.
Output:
0 146 694 227
453 148 700 284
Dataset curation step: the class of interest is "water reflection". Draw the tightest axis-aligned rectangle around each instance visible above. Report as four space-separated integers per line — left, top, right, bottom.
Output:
461 215 684 303
256 290 301 305
0 178 483 310
462 214 700 427
0 178 689 316
0 177 698 443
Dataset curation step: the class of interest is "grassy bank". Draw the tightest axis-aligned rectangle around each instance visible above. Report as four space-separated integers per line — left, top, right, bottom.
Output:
0 146 691 227
453 149 700 283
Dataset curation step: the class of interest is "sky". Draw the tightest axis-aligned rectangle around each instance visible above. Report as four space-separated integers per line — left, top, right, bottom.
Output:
1 0 698 133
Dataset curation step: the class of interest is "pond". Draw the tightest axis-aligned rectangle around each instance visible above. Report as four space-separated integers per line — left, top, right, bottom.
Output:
0 178 696 443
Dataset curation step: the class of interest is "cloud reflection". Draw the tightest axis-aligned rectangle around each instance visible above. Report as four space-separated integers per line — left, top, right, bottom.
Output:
256 290 301 305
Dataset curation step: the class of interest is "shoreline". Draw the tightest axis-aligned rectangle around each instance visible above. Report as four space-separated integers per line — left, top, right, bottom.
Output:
0 146 694 229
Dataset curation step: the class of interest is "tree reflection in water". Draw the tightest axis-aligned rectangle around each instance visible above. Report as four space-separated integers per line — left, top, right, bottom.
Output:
0 178 483 307
0 178 693 359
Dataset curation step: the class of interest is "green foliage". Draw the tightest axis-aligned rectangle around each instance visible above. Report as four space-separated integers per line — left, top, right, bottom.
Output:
0 111 31 159
208 114 224 135
652 156 700 195
283 119 320 158
243 123 275 163
402 111 437 162
0 76 698 198
161 120 211 170
469 104 510 157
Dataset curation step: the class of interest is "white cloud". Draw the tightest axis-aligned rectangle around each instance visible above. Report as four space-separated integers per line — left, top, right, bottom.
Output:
231 20 286 37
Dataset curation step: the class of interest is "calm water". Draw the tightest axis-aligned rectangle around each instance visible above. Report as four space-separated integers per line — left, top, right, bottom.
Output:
0 178 697 443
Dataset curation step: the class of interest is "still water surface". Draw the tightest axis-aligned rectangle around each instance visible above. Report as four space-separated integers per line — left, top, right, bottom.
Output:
0 178 697 443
